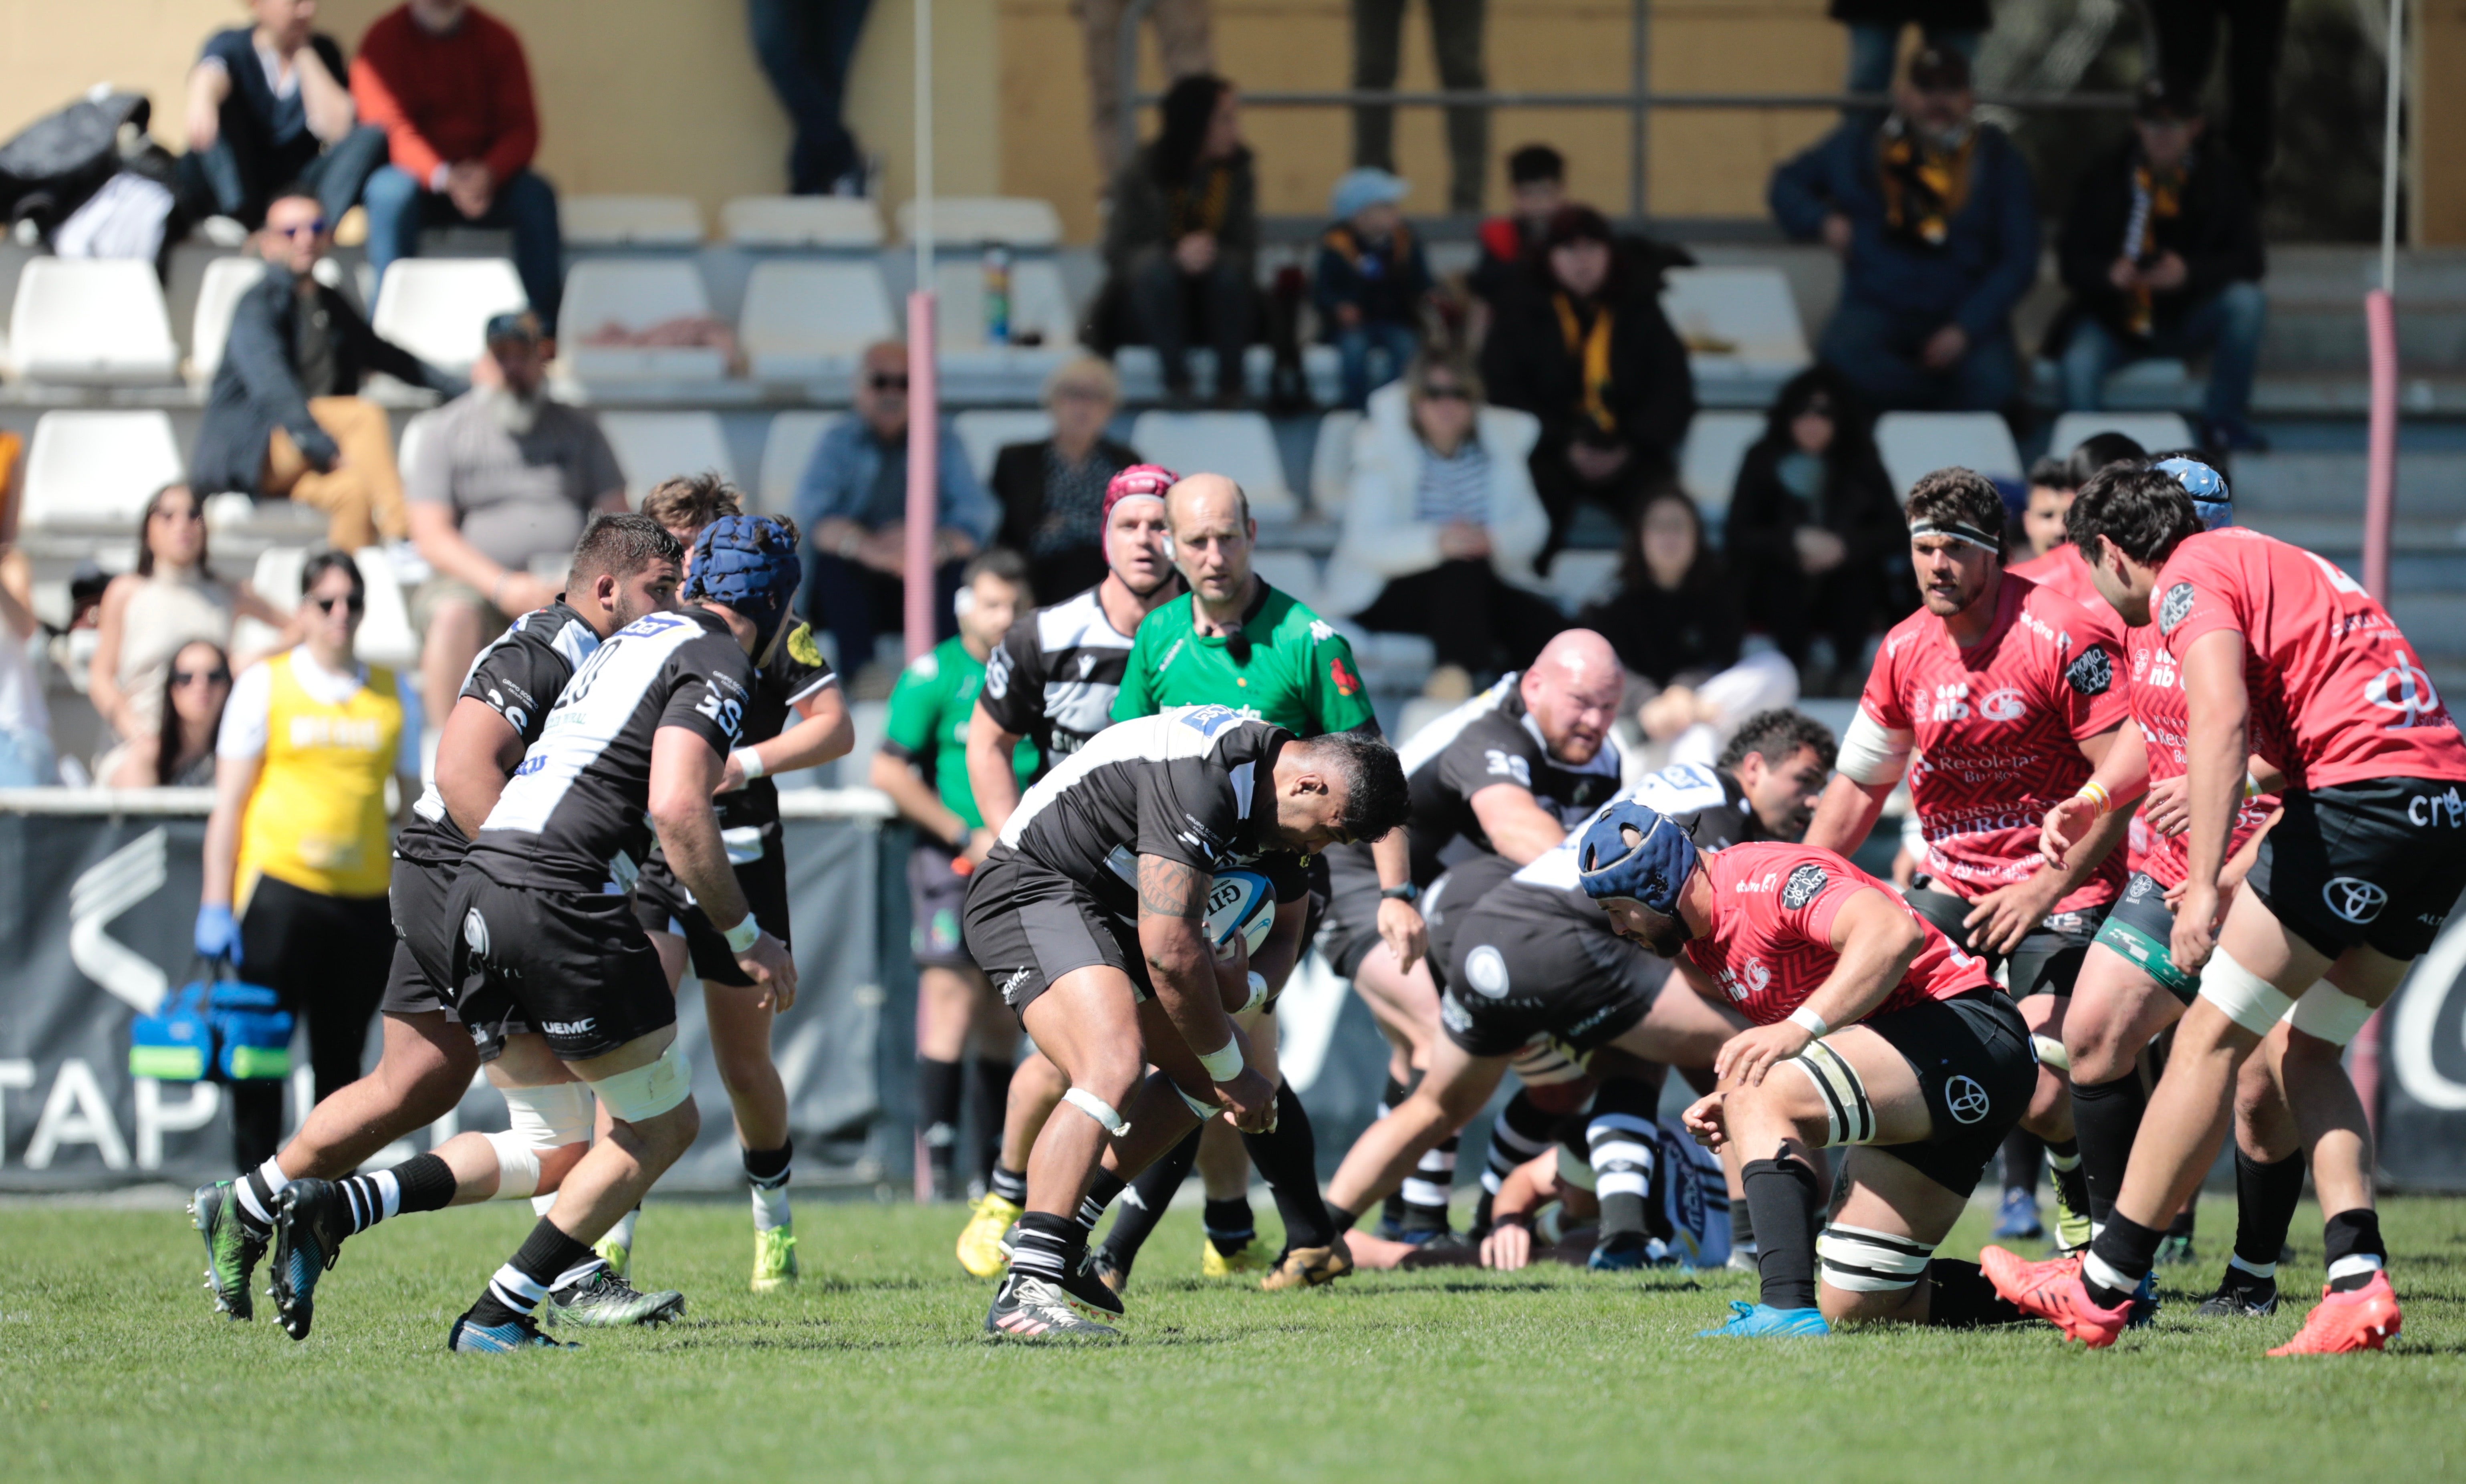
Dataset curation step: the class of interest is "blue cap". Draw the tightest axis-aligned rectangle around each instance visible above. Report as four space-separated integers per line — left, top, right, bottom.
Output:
1575 800 1698 915
2155 455 2234 531
684 514 803 649
1330 167 1409 222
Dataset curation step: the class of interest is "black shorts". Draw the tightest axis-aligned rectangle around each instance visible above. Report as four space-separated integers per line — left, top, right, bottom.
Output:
381 852 465 1021
2091 871 2198 1002
905 839 979 972
1421 853 1518 996
963 850 1149 1017
1439 887 1666 1061
1861 988 2037 1198
2248 777 2466 960
1905 885 2104 998
1317 843 1385 979
632 848 793 988
240 874 393 1020
446 870 678 1063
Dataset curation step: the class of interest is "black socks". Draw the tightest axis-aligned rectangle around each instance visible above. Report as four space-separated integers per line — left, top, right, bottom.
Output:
1203 1196 1256 1256
1010 1211 1082 1284
917 1057 964 1191
2045 1137 2089 1226
2000 1128 2044 1199
471 1217 594 1327
1099 1125 1200 1270
968 1059 1013 1192
2223 1149 2305 1295
2068 1071 2148 1228
2083 1213 2164 1310
1241 1080 1334 1251
1927 1259 2032 1327
1741 1157 1822 1311
989 1163 1028 1206
2323 1208 2386 1293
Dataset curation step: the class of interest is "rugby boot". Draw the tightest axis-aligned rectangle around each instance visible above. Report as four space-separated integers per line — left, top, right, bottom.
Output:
190 1181 266 1321
2050 1182 2092 1256
2268 1272 2402 1356
2125 1270 2162 1329
592 1235 631 1280
751 1225 799 1293
1093 1248 1131 1295
1260 1242 1355 1291
548 1266 684 1327
1980 1246 2130 1348
1588 1230 1654 1271
270 1179 355 1340
1200 1235 1272 1278
1063 1248 1128 1322
984 1272 1122 1342
2196 1276 2280 1319
448 1307 575 1353
1697 1301 1830 1338
1992 1188 2045 1241
956 1192 1023 1279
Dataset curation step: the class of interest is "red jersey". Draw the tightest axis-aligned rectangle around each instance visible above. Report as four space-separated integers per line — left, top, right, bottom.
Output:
1683 842 1994 1026
2008 544 2098 607
1860 573 2131 911
2155 528 2466 791
2122 620 2279 887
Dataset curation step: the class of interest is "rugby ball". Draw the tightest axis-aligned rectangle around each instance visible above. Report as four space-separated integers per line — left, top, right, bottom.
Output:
1205 869 1277 958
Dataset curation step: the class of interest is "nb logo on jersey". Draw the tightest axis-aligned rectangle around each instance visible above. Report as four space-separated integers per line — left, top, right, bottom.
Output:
2365 650 2442 730
1714 959 1770 1002
1929 683 1971 722
2323 877 2389 925
1484 749 1532 787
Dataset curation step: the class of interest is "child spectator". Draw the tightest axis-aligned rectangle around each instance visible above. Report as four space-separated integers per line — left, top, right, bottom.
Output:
1315 168 1431 410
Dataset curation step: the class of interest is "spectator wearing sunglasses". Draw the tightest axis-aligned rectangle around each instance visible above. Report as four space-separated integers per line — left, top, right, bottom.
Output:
190 186 466 552
89 483 293 754
103 641 234 788
793 340 1000 686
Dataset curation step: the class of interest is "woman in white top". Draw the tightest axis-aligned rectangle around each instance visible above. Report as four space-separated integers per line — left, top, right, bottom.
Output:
1322 353 1564 688
104 639 232 788
0 544 55 786
89 483 290 747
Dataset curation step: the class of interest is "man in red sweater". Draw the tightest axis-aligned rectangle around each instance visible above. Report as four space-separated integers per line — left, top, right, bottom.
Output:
353 0 563 332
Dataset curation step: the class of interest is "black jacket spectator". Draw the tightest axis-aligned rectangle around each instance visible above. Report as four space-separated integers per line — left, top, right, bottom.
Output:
992 436 1142 600
1723 367 1906 671
2053 134 2263 348
1577 492 1742 690
1095 75 1260 401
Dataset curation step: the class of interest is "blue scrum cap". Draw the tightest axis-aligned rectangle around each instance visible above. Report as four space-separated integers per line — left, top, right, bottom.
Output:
2155 456 2233 531
1575 799 1698 915
684 514 803 648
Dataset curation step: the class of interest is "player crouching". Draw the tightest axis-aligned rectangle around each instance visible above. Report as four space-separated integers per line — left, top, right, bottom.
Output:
1576 801 2041 1337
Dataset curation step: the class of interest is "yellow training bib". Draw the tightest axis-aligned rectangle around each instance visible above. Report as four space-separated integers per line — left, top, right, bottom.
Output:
237 653 403 902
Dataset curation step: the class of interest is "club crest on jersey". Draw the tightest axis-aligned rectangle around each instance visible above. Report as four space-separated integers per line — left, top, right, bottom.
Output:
1944 1075 1991 1125
2159 582 2195 635
2365 650 2441 730
1978 687 2025 721
1465 945 1511 998
2065 648 2113 697
1331 656 1361 696
788 623 823 668
1179 704 1241 737
2322 876 2389 924
1780 863 1827 910
462 907 490 958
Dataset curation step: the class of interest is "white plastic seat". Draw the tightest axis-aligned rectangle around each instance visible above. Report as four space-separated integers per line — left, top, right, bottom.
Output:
1875 411 2025 499
720 196 884 248
561 195 703 248
1126 411 1294 517
1544 550 1620 613
21 411 186 528
930 258 1078 352
8 258 179 384
370 258 527 373
2043 411 2197 461
189 256 269 385
953 410 1054 483
1660 267 1811 380
739 260 897 381
758 410 837 515
250 545 309 607
598 412 738 502
350 546 419 670
897 197 1064 249
1676 411 1767 521
559 259 726 381
1309 411 1364 513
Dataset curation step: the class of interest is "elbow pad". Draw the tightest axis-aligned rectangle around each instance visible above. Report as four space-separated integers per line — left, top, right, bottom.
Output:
1835 711 1914 788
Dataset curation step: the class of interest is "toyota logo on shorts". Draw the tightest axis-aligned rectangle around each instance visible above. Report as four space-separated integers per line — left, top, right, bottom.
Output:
2323 876 2390 925
1945 1075 1991 1125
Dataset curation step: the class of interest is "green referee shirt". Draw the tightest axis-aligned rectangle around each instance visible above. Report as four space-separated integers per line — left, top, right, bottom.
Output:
1111 581 1377 738
882 637 1038 830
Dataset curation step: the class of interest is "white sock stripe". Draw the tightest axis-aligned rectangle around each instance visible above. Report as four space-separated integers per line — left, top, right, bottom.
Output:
752 1183 792 1232
2045 1150 2082 1171
2326 1253 2385 1282
2081 1250 2135 1295
1480 1170 1504 1194
490 1264 550 1309
551 1259 602 1291
373 1169 402 1222
1596 1173 1649 1199
1414 1146 1456 1174
1587 1113 1657 1138
1401 1179 1451 1207
2226 1252 2278 1280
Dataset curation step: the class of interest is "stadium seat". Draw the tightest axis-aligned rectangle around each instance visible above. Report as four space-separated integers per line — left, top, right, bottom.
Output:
1544 550 1619 613
20 411 185 530
1874 411 2024 499
351 546 419 670
897 197 1064 249
1309 411 1364 513
930 258 1079 353
953 409 1053 483
559 258 728 381
1660 267 1811 381
1250 550 1323 610
1113 345 1341 405
598 412 738 501
7 258 179 384
1126 411 1295 517
1677 411 1766 520
720 196 885 248
370 258 527 373
188 256 269 385
739 260 897 381
757 410 835 515
561 194 704 248
2043 411 2197 460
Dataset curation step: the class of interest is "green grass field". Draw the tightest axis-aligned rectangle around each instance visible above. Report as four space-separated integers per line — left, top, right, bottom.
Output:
6 1192 2465 1482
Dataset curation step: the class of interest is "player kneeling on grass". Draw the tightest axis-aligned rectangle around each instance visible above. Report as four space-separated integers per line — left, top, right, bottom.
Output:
1578 800 2041 1337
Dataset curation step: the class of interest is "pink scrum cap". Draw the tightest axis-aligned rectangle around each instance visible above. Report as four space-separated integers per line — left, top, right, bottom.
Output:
1102 464 1179 520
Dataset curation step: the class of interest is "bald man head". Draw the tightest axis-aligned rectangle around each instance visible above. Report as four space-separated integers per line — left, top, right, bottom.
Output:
1163 473 1256 610
1518 628 1625 765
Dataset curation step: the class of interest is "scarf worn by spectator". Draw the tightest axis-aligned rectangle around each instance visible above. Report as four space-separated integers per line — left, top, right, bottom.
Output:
1876 116 1976 251
2119 152 2189 338
1167 162 1234 241
1321 220 1415 282
1552 293 1618 434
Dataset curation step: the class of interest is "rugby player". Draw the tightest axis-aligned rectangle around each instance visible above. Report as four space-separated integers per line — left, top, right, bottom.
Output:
624 475 854 1292
1579 800 2041 1336
954 465 1182 1276
871 550 1037 1205
1805 466 2135 1251
964 707 1409 1339
2007 432 2146 605
1985 468 2466 1354
438 514 804 1352
190 514 687 1337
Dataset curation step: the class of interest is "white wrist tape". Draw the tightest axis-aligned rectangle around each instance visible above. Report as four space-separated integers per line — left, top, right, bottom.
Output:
1836 710 1914 788
1788 1006 1828 1037
733 748 766 780
2196 947 2297 1037
2075 780 2113 816
1063 1086 1130 1137
1240 970 1269 1014
722 915 761 952
1196 1036 1245 1082
588 1042 692 1122
2284 981 2375 1047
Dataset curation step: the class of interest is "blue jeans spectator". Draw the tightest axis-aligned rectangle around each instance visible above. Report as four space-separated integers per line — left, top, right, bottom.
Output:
179 122 390 232
0 726 54 787
1819 298 2018 413
2059 280 2268 440
1334 321 1419 410
361 164 565 334
804 550 962 676
749 0 875 194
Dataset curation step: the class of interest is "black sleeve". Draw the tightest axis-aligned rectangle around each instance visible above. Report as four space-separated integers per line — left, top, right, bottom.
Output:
1613 290 1697 460
224 279 330 464
1722 444 1797 564
976 615 1046 738
460 628 567 745
1135 758 1240 874
311 32 349 77
1434 714 1545 802
656 636 754 753
1264 853 1311 903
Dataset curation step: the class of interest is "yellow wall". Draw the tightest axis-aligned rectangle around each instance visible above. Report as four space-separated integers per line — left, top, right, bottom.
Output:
2418 0 2466 246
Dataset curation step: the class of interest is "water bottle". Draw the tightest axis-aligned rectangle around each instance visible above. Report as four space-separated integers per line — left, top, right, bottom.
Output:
983 247 1012 347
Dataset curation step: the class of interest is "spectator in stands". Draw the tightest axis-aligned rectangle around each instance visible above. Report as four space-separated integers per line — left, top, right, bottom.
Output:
0 542 55 788
1770 44 2038 415
352 0 564 331
191 188 464 550
1578 487 1798 768
2148 0 2287 197
1315 168 1432 411
104 641 232 788
1722 366 1904 679
1351 0 1488 214
1468 143 1566 326
1078 0 1216 180
1481 204 1696 568
991 357 1141 602
88 484 291 754
405 309 627 728
2053 80 2268 452
1103 74 1258 407
1833 0 1984 111
1322 352 1561 689
795 340 1000 681
178 0 389 236
197 549 420 1172
747 0 875 196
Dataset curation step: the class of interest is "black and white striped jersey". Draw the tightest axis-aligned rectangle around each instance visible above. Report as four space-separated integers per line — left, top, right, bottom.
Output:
396 600 600 868
468 606 752 891
991 704 1311 922
978 585 1138 768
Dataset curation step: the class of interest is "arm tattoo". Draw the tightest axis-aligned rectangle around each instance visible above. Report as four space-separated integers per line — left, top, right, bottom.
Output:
1137 854 1205 920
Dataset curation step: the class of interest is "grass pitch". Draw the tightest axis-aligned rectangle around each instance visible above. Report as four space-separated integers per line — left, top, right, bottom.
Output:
4 1192 2464 1482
